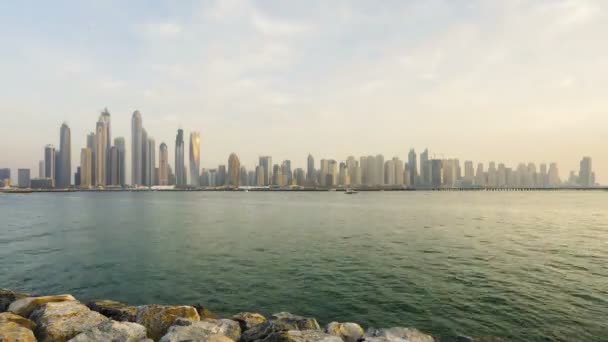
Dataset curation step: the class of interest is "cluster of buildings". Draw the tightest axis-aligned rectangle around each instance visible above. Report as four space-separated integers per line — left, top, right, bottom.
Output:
0 110 599 190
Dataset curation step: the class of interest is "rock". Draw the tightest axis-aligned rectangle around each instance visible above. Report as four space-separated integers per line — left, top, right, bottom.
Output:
193 303 219 319
135 304 200 341
160 318 241 342
265 330 344 342
0 312 37 342
68 320 150 342
240 312 320 342
30 300 108 342
9 294 77 317
87 300 138 322
0 289 31 312
363 327 435 342
231 312 266 332
325 322 364 342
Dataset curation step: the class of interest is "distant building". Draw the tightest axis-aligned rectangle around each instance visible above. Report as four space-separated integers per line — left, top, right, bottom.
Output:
44 145 56 186
408 149 417 186
114 137 126 186
189 132 200 186
420 149 430 185
228 153 241 187
131 111 143 186
18 169 31 188
175 129 186 186
579 157 593 187
31 178 54 189
80 148 93 188
159 143 169 185
217 165 227 186
38 160 44 178
95 118 108 186
57 123 71 187
259 156 272 186
307 154 315 183
430 159 443 187
0 168 10 184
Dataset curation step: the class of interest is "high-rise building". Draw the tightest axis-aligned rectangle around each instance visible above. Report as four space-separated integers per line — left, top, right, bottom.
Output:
255 165 265 186
114 137 126 186
142 129 148 185
38 160 44 178
420 149 430 185
80 148 93 188
159 143 169 185
376 154 385 186
384 159 395 185
189 132 201 186
393 157 404 185
408 149 417 186
475 163 485 186
282 160 292 185
146 138 156 186
131 111 143 186
430 159 443 187
44 145 56 186
487 162 497 187
17 169 30 188
175 129 186 186
240 166 248 186
95 118 108 186
86 132 96 185
307 154 315 183
259 156 272 186
110 146 118 185
217 165 226 186
100 108 111 184
228 153 241 187
57 123 71 187
464 161 474 183
579 157 593 187
0 169 10 186
548 163 561 187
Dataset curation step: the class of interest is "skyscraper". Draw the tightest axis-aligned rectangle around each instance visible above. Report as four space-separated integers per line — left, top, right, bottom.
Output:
159 143 169 185
57 123 71 187
87 132 96 185
38 160 44 178
131 111 143 186
420 149 429 185
307 154 315 183
146 137 156 187
114 137 126 186
393 157 404 185
579 157 593 187
189 132 201 186
142 129 148 185
259 156 272 186
408 149 417 186
18 169 30 188
44 144 56 186
95 118 108 186
175 129 186 186
228 153 241 187
100 108 111 184
80 148 93 188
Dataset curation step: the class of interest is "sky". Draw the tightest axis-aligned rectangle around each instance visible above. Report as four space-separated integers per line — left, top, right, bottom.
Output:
0 0 607 184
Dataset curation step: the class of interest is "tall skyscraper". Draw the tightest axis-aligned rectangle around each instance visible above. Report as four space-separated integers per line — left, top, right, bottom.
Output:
100 108 111 184
464 161 474 183
408 149 417 186
114 137 126 186
146 137 156 186
376 154 385 186
44 144 56 186
420 149 429 185
159 143 169 185
579 157 593 187
95 118 108 186
217 165 227 186
131 111 143 186
175 129 186 186
80 148 93 188
142 129 148 185
57 123 71 187
86 132 96 185
259 156 272 186
228 153 241 187
189 132 201 186
393 157 404 185
307 154 315 183
38 160 44 178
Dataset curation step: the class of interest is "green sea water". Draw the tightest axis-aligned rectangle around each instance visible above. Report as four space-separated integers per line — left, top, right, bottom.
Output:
1 191 606 341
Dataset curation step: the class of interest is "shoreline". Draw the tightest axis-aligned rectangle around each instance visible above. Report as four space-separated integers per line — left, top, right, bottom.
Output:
0 288 488 342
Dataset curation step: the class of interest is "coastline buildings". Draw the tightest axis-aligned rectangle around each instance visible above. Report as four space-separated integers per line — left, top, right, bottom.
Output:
175 129 185 186
189 132 200 186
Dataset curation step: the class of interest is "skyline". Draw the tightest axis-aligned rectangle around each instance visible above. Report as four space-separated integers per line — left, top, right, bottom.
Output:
1 1 608 182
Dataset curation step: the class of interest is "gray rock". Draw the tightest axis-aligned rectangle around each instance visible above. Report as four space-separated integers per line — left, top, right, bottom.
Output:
0 289 31 312
8 294 76 318
135 304 200 341
160 318 241 341
240 312 320 342
68 320 149 341
0 312 37 342
30 300 108 342
231 312 266 332
363 327 435 342
87 299 138 322
264 330 344 342
325 322 364 342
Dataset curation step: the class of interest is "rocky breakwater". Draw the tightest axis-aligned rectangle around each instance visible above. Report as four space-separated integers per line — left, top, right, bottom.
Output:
0 288 472 342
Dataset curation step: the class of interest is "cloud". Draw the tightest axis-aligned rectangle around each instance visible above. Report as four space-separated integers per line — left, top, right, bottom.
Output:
143 22 182 38
251 12 311 36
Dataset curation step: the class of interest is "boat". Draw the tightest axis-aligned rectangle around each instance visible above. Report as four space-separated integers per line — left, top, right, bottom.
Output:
344 189 358 194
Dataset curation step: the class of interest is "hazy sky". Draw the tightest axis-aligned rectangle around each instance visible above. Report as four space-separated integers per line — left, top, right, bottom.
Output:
1 0 606 184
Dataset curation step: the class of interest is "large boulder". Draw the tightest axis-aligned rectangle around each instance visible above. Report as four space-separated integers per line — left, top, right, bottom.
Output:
9 294 77 317
363 327 435 342
264 330 344 342
135 305 200 341
0 289 31 312
0 312 37 342
193 303 219 319
240 312 320 342
325 322 364 342
68 320 151 342
30 300 108 342
231 312 266 332
87 300 138 322
160 318 241 342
